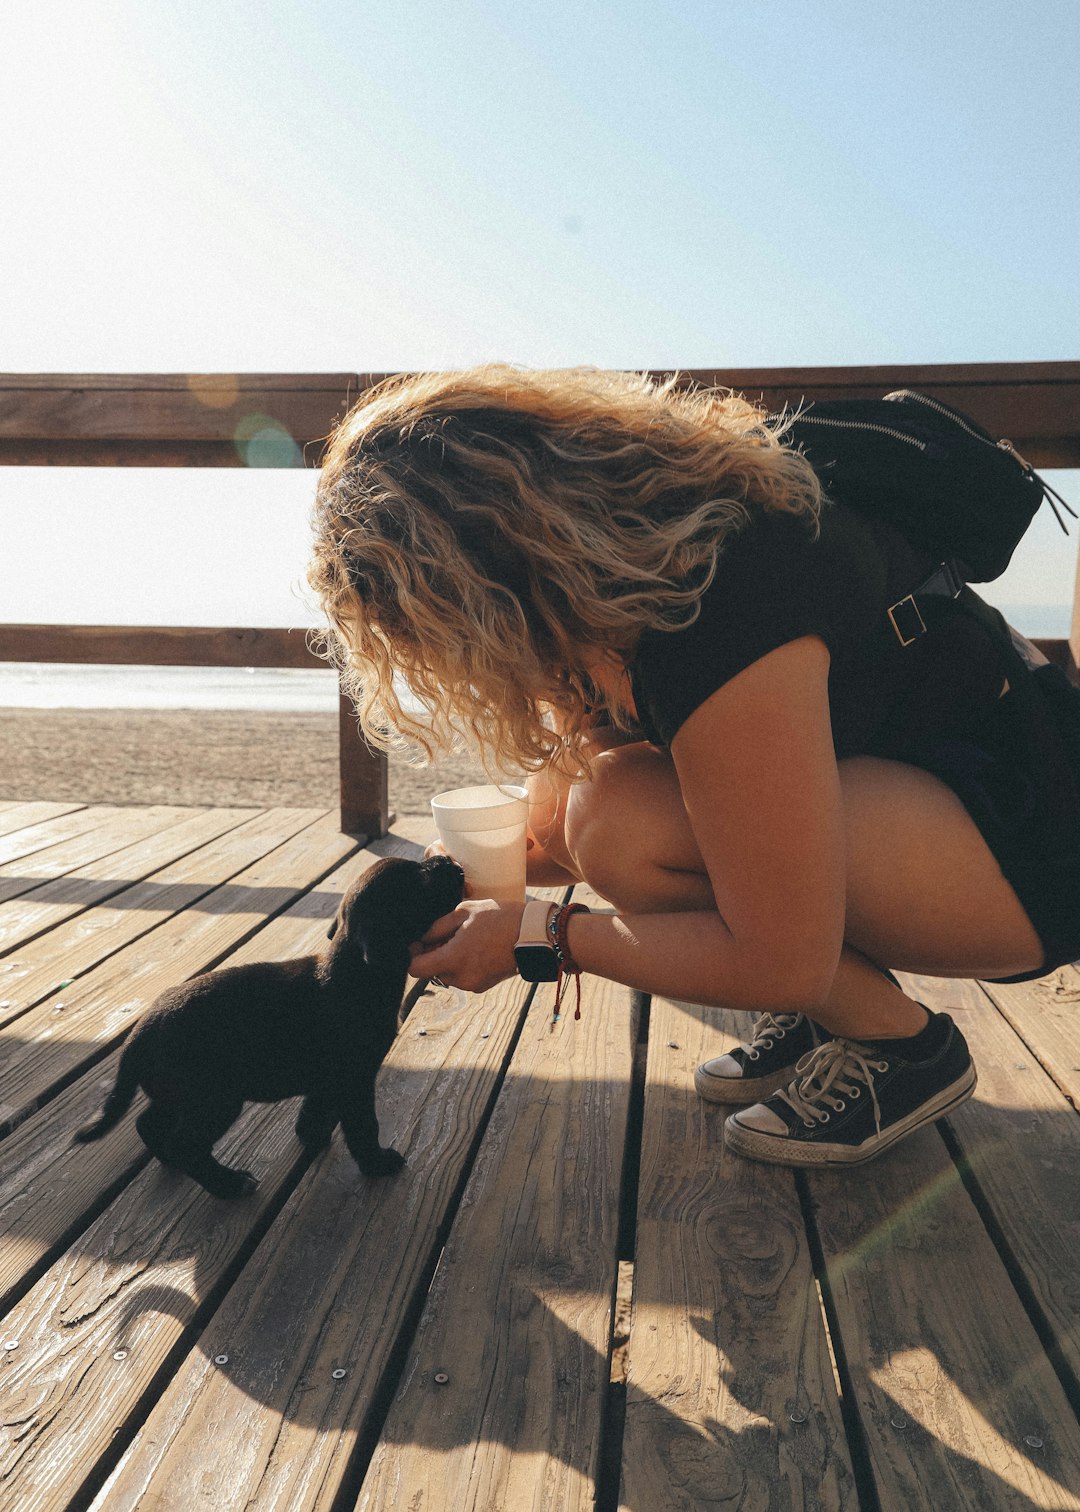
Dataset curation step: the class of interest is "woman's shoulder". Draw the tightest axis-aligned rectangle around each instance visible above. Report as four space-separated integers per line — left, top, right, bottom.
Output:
629 501 892 746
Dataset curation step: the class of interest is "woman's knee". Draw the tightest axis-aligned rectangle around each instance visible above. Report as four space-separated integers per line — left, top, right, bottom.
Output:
565 743 710 909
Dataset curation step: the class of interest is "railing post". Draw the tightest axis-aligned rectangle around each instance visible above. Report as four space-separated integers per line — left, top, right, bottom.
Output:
338 687 390 839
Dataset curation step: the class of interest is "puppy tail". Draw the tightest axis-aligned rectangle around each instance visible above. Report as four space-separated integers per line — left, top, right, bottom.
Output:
72 1045 140 1143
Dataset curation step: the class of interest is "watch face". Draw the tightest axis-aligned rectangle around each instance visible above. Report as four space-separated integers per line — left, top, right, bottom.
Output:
514 944 561 983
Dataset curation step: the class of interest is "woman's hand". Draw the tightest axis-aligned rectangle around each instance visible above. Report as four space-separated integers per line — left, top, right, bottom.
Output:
410 897 525 993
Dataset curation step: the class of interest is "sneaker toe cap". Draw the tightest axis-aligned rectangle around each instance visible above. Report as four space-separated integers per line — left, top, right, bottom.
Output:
698 1053 745 1083
728 1102 790 1137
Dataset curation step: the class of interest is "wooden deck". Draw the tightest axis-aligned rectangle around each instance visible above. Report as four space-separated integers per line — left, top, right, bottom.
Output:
1 799 1079 1511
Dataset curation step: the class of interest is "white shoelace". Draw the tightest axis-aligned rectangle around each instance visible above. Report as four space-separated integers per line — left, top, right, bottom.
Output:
776 1039 890 1136
741 1011 802 1059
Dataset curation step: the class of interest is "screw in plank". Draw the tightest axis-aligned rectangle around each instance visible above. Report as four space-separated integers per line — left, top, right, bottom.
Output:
890 1416 908 1430
332 1368 348 1380
434 1372 449 1385
214 1354 230 1366
2 1340 18 1351
417 1028 428 1036
112 1350 128 1361
1024 1435 1044 1450
789 1410 808 1424
668 1041 679 1049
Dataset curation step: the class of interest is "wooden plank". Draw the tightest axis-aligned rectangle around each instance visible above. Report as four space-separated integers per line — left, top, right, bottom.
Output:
0 806 127 868
620 998 855 1512
0 373 366 390
0 805 196 911
0 373 365 444
0 1055 151 1316
0 1095 310 1512
0 807 319 1030
0 842 391 1318
0 807 251 952
0 810 355 1132
358 925 635 1509
0 372 365 467
0 802 86 839
0 624 325 669
899 973 1080 1391
979 964 1080 1110
805 1107 1080 1505
0 439 289 467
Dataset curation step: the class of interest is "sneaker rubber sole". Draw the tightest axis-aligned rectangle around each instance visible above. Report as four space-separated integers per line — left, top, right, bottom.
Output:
723 1063 978 1167
694 1060 803 1105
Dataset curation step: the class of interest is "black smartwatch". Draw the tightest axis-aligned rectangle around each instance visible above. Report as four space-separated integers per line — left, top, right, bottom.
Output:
514 899 560 982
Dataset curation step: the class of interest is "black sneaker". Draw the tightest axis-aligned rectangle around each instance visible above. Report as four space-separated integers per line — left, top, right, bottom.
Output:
694 1013 825 1105
724 1010 976 1166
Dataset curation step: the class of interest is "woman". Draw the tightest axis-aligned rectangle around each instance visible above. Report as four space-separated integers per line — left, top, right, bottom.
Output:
308 364 1080 1167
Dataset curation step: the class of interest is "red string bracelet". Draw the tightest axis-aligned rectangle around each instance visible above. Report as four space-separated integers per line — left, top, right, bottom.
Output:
548 902 591 1023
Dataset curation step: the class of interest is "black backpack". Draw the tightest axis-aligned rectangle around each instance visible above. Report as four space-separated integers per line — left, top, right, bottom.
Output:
781 388 1075 585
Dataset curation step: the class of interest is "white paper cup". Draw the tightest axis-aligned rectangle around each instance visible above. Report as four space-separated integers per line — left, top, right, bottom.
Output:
430 783 529 902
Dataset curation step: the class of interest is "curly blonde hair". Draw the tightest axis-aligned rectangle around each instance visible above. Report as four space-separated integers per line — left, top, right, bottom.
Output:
308 364 822 772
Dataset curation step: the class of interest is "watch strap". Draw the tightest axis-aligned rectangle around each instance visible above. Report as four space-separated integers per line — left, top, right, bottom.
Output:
516 897 557 950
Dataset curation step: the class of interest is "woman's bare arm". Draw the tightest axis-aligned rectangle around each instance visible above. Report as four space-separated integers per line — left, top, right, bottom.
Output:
413 637 845 1010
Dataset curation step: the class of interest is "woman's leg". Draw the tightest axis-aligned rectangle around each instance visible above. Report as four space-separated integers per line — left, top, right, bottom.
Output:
562 743 1045 1040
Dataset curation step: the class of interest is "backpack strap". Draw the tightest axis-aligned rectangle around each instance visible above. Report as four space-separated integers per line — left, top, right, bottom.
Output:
887 559 964 647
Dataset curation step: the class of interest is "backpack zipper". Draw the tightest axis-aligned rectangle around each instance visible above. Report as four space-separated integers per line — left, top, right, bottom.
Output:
886 388 1032 470
792 412 927 451
887 388 1077 532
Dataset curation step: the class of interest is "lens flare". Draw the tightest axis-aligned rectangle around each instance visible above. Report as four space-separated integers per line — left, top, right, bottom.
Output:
234 413 303 468
186 374 240 410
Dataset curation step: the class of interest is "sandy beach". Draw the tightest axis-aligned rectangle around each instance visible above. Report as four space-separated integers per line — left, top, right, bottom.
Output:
0 707 499 815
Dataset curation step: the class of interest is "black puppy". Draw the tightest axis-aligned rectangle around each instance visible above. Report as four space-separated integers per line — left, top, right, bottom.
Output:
74 853 464 1198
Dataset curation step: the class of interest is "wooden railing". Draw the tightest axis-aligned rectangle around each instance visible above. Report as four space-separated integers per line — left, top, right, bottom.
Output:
2 363 1079 837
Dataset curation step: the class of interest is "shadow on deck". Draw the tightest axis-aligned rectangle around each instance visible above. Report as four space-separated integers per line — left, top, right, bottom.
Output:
0 798 1078 1512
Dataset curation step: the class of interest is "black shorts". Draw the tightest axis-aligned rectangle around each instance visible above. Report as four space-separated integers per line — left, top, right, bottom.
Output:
888 660 1080 983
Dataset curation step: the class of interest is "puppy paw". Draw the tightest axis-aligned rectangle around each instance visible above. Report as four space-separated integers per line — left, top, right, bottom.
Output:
210 1167 259 1199
356 1147 406 1178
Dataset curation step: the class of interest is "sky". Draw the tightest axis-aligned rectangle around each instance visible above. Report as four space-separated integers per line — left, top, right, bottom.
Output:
2 0 1079 631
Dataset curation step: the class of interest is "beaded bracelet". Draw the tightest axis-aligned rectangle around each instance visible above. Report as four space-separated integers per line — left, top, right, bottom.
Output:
547 901 591 1022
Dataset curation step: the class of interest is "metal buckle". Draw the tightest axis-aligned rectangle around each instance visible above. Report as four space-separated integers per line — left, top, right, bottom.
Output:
888 594 927 647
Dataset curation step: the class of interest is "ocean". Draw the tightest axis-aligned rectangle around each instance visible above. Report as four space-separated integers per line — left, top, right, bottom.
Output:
0 663 341 712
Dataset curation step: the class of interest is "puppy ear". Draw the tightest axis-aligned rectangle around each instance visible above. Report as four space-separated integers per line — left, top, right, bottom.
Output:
326 905 375 965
